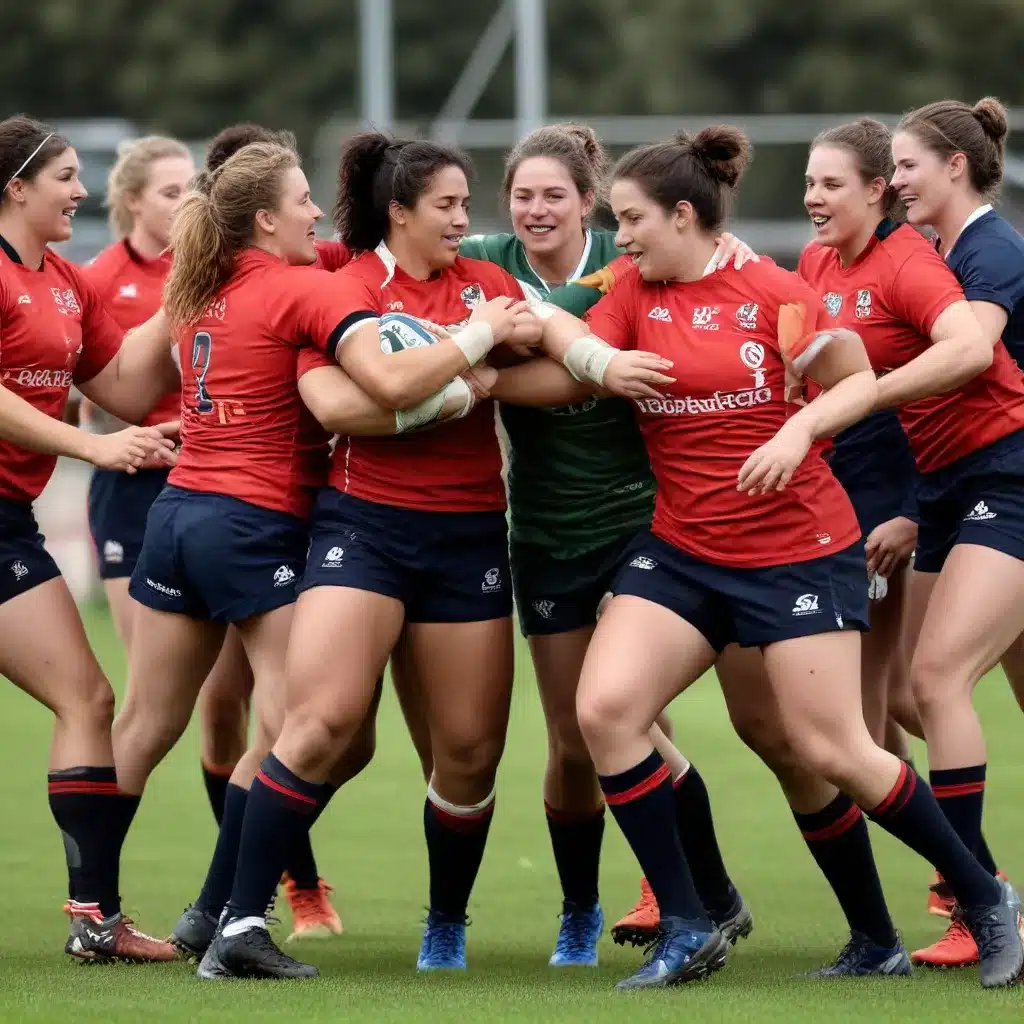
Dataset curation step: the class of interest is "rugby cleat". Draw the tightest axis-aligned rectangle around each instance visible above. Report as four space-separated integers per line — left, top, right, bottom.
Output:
962 879 1024 989
64 900 177 962
283 876 343 941
549 901 603 967
614 916 728 990
197 923 317 980
807 931 913 977
927 873 955 919
416 910 467 971
712 886 754 946
170 902 220 959
611 877 659 947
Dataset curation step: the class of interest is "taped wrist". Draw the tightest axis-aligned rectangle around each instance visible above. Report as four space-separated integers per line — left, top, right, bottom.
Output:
452 322 495 366
563 335 616 386
394 377 474 434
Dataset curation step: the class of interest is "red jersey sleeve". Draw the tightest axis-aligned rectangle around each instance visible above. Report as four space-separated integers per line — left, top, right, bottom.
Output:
583 278 638 350
73 273 123 383
297 346 335 378
887 248 965 338
270 267 378 359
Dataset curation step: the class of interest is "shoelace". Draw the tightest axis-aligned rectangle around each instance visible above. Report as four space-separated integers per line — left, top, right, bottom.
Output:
638 927 672 970
265 893 281 928
241 925 299 967
556 909 596 958
119 916 166 944
290 885 331 918
828 934 872 971
960 905 1000 959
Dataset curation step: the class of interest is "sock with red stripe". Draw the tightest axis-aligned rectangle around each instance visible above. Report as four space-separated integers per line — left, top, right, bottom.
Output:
794 792 897 947
48 766 124 918
672 765 735 919
599 751 709 927
225 755 327 921
424 784 496 922
545 802 604 909
284 783 335 890
930 765 997 875
201 761 235 826
865 762 1001 909
195 783 248 918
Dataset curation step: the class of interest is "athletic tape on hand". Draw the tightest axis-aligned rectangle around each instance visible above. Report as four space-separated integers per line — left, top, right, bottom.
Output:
563 335 616 386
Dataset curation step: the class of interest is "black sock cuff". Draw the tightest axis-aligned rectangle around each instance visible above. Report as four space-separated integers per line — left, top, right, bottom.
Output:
48 765 118 795
255 755 325 812
599 751 669 806
930 764 987 798
868 762 917 820
793 792 861 842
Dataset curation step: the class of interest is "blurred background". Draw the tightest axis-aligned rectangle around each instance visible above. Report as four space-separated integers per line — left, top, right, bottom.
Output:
7 0 1023 598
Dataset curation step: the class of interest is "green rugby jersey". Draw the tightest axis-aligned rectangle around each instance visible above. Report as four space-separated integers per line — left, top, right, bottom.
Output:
460 229 655 558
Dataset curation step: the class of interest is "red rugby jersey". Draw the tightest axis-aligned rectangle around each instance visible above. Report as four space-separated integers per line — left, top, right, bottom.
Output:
319 244 523 512
314 239 354 273
81 239 179 426
0 236 123 502
585 259 859 568
168 247 353 519
799 222 1024 473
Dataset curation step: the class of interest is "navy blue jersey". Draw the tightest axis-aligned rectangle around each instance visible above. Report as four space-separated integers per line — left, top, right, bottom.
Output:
945 207 1024 369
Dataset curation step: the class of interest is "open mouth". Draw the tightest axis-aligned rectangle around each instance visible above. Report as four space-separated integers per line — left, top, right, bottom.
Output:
809 214 830 230
441 233 464 248
526 224 555 236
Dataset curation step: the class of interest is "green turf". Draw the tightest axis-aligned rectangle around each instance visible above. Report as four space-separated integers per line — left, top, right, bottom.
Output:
2 600 1023 1021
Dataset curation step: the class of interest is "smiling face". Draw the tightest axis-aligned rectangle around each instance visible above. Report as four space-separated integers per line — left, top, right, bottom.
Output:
804 144 886 252
609 177 690 281
126 154 195 250
8 146 86 244
391 164 470 272
509 155 591 262
256 165 322 265
890 130 963 229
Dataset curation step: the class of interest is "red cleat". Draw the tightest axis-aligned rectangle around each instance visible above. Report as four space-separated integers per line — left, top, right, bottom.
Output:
611 877 660 947
64 900 178 962
912 911 979 969
927 873 955 919
282 876 343 942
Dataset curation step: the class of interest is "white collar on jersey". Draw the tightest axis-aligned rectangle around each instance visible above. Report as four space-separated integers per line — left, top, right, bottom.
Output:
522 229 593 294
944 203 993 261
374 241 399 289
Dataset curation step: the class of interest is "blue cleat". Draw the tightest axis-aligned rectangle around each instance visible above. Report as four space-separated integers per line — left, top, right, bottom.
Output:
416 910 467 971
614 916 728 990
807 931 913 978
549 902 604 967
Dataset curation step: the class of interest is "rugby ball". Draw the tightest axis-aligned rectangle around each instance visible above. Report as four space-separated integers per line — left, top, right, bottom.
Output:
378 312 439 354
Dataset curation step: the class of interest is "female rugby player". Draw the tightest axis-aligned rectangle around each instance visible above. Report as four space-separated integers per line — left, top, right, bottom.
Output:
890 96 1024 969
0 114 180 961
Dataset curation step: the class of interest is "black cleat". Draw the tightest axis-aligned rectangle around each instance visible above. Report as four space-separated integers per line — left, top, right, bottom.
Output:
962 879 1024 989
170 903 220 959
710 887 754 946
197 925 318 980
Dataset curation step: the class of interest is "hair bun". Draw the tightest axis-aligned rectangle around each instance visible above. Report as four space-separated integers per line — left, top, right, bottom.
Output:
690 125 752 188
972 97 1009 146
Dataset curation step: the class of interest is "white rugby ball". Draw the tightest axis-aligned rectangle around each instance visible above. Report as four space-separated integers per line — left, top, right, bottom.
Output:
378 312 439 354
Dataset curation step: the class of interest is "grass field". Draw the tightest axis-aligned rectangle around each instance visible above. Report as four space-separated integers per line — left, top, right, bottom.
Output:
3 601 1024 1022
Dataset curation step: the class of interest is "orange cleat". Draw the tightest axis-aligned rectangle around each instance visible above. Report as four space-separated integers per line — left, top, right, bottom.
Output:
63 900 178 962
282 875 343 942
927 873 955 919
611 877 660 947
912 911 979 969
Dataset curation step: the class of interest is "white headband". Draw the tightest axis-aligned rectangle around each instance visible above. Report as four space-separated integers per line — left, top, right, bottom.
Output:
4 133 55 193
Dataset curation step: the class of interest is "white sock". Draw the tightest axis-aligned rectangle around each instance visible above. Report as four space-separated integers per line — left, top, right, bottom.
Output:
222 916 266 938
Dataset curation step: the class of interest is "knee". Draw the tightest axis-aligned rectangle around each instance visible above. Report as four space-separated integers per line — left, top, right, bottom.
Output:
433 729 506 788
58 665 115 729
727 702 800 774
545 706 591 768
910 654 965 721
576 685 639 750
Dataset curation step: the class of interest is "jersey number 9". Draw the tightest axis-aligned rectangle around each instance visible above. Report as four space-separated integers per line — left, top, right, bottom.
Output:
191 331 214 414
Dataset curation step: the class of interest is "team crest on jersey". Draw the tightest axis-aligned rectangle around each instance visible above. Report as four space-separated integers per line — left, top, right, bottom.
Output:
51 288 81 316
855 289 872 318
386 300 404 312
460 284 483 310
823 292 843 317
739 340 766 388
735 303 759 330
203 297 227 321
118 283 138 299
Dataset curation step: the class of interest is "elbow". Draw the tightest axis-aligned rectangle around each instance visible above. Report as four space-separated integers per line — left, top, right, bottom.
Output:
966 337 994 376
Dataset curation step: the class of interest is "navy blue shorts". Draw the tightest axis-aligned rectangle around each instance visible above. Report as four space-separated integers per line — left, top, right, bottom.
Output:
87 468 170 579
0 500 62 605
611 531 870 651
300 489 512 623
915 429 1024 573
511 534 633 637
128 485 308 623
830 423 918 538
